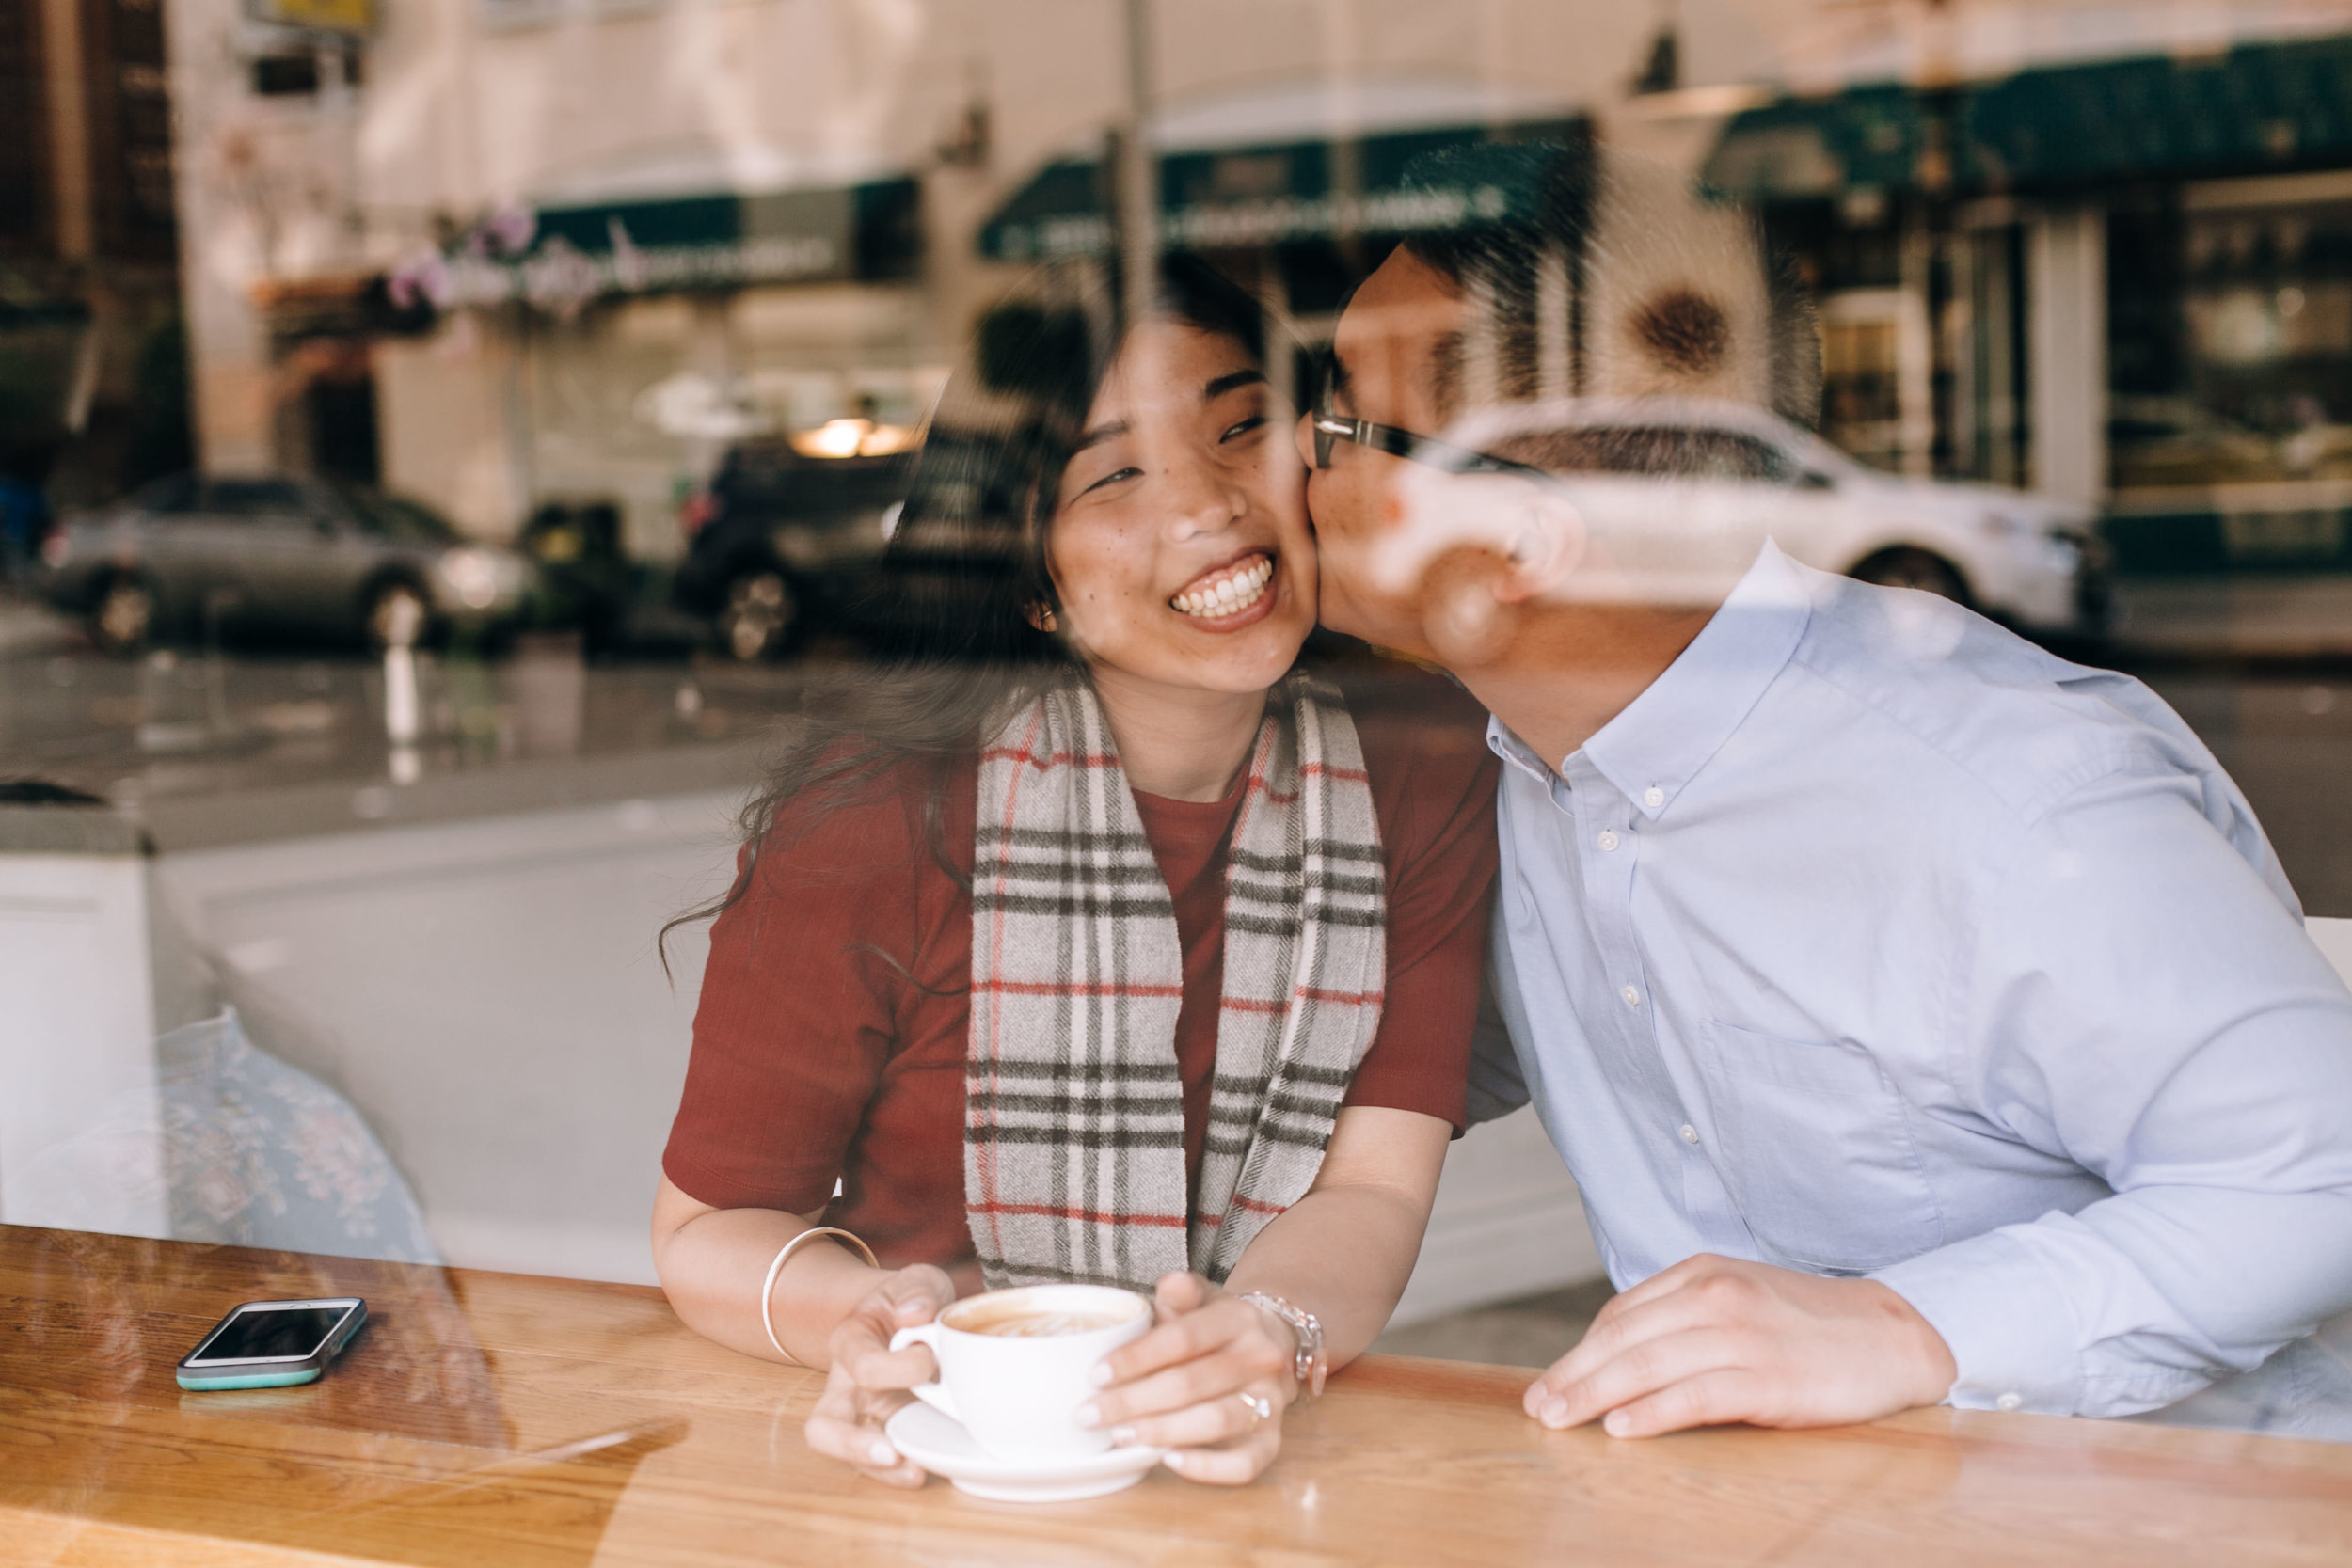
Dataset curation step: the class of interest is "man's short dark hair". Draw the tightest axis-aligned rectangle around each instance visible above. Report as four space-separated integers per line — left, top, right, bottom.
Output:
1395 139 1596 417
1393 139 1820 428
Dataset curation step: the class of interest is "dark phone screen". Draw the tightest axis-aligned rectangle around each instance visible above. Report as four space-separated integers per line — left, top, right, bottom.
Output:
193 1306 347 1362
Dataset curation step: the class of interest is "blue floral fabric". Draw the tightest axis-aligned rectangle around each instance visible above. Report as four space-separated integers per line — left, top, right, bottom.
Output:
156 1007 440 1264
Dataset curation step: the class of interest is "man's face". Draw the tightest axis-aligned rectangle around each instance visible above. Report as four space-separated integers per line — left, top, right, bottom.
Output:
1297 247 1466 657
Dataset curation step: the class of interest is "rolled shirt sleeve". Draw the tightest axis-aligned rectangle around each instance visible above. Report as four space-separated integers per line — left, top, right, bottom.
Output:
1874 768 2352 1415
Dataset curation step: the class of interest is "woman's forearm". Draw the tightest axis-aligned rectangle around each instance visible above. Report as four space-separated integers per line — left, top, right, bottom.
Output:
1220 1105 1453 1369
650 1176 882 1368
1221 1183 1431 1367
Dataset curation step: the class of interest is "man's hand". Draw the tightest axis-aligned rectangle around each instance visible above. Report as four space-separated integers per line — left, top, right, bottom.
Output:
802 1265 956 1487
1524 1254 1957 1438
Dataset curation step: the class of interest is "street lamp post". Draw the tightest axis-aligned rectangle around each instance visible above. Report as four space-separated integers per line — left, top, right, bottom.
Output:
1116 0 1156 334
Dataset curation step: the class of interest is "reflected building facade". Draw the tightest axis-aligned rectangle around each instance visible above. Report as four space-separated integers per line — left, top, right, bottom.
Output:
155 0 2352 588
0 0 185 506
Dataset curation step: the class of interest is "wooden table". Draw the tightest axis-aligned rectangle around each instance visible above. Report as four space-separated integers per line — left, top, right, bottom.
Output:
6 1225 2349 1567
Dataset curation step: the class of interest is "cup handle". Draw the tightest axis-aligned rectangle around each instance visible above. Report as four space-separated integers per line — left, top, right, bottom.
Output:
886 1322 960 1424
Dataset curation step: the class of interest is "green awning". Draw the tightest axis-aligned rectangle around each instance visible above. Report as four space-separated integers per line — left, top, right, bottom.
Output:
1705 33 2352 201
978 118 1585 261
1963 35 2352 188
1698 84 1925 200
445 178 921 308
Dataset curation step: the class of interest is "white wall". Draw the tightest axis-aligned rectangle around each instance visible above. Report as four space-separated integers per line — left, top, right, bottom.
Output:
153 791 740 1283
135 785 1604 1316
40 811 2350 1321
2029 204 2109 507
0 850 165 1235
2309 916 2352 989
1392 1106 1601 1326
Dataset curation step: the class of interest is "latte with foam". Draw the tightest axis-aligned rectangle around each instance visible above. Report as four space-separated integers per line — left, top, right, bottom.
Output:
891 1282 1152 1462
947 1304 1126 1338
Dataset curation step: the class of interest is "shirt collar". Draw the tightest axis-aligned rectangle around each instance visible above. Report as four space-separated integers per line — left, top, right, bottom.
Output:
1486 542 1814 816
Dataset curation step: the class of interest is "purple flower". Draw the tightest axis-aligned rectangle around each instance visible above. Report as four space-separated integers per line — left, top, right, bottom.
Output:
479 203 538 259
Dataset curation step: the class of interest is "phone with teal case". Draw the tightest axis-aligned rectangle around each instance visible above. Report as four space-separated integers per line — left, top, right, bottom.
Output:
176 1297 366 1390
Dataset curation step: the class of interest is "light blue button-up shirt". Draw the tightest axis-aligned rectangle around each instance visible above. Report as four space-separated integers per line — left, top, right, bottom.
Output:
1485 542 2352 1417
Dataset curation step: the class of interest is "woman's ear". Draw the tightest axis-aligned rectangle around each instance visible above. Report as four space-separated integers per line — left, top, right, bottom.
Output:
1025 601 1058 633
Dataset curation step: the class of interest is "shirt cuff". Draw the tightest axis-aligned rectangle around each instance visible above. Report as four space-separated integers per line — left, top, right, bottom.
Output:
1872 1227 2086 1415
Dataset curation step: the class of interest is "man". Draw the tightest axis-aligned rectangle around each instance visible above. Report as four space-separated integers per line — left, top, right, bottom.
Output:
1304 142 2352 1436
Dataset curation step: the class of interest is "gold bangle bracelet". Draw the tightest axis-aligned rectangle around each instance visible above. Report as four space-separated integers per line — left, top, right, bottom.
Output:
760 1226 879 1364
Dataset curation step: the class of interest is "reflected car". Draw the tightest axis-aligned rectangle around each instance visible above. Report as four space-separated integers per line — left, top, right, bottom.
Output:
519 499 636 652
2108 397 2282 490
672 438 914 659
1448 402 2109 639
37 473 534 653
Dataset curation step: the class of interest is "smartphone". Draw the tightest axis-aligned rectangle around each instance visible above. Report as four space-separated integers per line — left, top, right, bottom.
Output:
175 1297 367 1391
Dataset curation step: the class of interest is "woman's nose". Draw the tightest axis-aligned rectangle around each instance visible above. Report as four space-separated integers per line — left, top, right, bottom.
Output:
1294 411 1320 472
1164 460 1247 539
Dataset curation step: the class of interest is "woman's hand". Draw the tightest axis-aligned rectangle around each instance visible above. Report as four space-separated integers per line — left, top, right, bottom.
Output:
802 1265 957 1487
1079 1272 1298 1485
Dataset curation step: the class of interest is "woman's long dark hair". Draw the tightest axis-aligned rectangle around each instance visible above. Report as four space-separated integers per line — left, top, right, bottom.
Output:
662 254 1277 961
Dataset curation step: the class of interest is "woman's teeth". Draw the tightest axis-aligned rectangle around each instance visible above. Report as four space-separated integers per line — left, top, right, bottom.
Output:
1170 556 1274 620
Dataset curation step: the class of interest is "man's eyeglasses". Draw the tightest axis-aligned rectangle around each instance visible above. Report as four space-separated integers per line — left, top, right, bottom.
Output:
1309 353 1552 482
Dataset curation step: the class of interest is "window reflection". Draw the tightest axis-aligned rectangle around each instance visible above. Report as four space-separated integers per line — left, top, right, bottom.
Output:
6 6 2352 1533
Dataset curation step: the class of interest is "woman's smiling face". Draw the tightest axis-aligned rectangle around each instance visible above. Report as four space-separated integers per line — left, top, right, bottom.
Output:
1045 318 1316 699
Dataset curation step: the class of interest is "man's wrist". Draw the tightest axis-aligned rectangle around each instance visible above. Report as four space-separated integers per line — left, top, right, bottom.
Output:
1860 1278 1960 1407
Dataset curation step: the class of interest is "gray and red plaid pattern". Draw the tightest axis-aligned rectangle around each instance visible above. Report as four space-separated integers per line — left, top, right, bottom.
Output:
964 673 1387 1291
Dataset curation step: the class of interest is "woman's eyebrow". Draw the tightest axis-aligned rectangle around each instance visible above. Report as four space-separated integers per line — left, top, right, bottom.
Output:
1202 369 1267 400
1074 368 1263 451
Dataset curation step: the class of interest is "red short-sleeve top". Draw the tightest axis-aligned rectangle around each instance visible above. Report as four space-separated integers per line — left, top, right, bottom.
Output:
662 673 1500 1270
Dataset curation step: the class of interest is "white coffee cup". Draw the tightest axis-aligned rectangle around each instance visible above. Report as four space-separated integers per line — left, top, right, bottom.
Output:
888 1284 1152 1462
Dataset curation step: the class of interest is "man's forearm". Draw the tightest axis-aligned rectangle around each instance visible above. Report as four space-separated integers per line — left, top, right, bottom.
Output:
1875 1188 2352 1417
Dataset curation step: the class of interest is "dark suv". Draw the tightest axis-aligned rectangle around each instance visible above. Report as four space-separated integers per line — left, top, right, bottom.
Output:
672 441 913 659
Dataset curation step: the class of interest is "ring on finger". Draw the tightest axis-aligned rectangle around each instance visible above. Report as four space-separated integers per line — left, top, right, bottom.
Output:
1235 1390 1274 1424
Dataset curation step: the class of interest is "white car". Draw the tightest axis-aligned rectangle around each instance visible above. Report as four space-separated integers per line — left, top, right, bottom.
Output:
1426 401 2109 639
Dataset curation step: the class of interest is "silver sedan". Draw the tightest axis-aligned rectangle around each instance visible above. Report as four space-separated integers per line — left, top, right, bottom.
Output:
38 474 534 653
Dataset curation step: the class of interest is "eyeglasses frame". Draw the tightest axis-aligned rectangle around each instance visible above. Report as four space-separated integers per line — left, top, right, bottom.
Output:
1309 356 1555 483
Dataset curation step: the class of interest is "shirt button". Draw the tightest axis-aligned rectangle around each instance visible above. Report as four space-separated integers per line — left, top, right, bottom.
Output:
1621 984 1641 1006
1995 1392 2023 1412
1644 786 1664 809
1596 830 1619 851
1678 1123 1699 1145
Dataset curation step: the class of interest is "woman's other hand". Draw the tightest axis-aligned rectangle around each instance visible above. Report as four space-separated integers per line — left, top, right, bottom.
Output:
1080 1272 1297 1484
802 1265 957 1487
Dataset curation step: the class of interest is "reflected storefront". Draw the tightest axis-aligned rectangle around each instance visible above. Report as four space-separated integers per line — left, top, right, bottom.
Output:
1703 30 2352 574
164 0 951 565
977 77 1585 353
2110 170 2352 572
377 166 931 562
10 3 2352 1560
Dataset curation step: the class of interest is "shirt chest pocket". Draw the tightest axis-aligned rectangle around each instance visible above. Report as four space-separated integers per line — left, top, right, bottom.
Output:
1685 1020 1944 1273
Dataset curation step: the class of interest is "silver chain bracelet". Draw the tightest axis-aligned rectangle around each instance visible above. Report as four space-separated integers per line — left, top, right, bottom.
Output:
1238 1291 1328 1402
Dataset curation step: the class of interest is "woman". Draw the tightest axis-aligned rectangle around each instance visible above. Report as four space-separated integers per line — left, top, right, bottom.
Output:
653 257 1498 1486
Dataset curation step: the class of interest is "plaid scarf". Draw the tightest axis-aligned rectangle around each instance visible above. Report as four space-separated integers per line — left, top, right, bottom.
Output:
964 672 1387 1291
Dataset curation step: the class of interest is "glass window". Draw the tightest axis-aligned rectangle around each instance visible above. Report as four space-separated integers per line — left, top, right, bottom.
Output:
2112 182 2352 492
11 6 2352 1505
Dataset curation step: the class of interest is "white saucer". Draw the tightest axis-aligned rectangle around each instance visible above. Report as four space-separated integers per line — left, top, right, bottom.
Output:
883 1402 1164 1502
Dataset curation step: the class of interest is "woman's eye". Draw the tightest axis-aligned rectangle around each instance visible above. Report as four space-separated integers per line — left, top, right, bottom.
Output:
1220 414 1269 443
1077 466 1142 497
